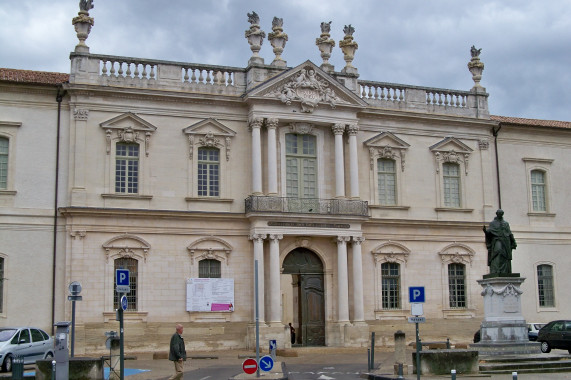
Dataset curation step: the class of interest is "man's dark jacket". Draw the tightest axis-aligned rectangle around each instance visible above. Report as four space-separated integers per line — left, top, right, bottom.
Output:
169 333 187 361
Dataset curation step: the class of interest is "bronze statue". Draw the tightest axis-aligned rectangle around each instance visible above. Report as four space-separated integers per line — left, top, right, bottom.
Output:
483 209 517 274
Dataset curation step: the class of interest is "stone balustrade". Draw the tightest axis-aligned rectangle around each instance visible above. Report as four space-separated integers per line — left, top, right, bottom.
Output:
70 53 246 95
358 80 487 118
69 52 488 118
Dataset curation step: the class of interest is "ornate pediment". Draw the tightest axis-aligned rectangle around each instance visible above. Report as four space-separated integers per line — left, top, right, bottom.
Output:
372 241 410 265
438 243 475 266
246 60 366 113
364 132 410 171
182 118 237 161
187 237 233 265
102 233 151 262
100 112 157 156
429 137 473 174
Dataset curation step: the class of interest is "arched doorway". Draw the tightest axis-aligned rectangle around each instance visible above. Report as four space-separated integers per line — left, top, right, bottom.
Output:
282 248 325 346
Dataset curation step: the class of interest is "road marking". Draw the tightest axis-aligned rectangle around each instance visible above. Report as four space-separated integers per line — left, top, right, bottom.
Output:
317 375 335 380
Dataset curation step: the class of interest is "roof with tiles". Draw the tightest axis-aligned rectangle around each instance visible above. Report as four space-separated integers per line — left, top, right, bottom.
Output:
491 115 571 129
0 68 69 85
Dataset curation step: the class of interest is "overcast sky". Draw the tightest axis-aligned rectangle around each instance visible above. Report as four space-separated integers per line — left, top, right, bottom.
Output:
1 0 570 121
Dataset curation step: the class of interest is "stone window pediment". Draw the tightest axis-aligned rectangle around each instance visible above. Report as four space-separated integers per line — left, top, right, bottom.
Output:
438 243 475 266
183 118 236 161
430 137 473 175
372 241 410 266
102 233 151 262
364 132 410 171
187 237 233 265
100 112 157 156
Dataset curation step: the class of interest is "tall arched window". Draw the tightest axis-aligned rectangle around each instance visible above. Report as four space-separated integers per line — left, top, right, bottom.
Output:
285 133 317 198
197 147 220 197
381 262 400 309
115 142 139 194
531 170 546 212
448 263 466 308
443 162 461 207
537 264 554 307
0 137 8 190
377 158 396 205
114 257 138 311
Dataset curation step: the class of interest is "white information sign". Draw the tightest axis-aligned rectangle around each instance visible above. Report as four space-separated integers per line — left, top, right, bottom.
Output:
186 278 234 312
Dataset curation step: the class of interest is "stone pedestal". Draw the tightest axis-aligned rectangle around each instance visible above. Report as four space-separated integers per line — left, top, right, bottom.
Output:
471 276 540 355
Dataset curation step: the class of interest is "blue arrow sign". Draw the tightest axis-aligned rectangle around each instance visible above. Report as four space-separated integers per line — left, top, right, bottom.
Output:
121 295 128 311
269 339 277 351
259 355 274 372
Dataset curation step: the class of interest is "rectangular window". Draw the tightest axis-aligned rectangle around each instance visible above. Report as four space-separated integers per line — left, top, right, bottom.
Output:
378 159 396 205
531 170 546 212
0 257 4 314
381 262 400 309
448 263 466 308
0 137 8 190
199 259 221 278
443 163 460 207
114 258 138 311
537 264 554 307
115 143 139 194
286 134 317 198
198 148 220 197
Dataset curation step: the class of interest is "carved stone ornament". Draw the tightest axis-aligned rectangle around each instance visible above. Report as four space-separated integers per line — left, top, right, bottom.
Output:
315 21 335 71
244 11 266 62
268 17 288 67
72 0 94 53
74 108 89 120
372 242 410 266
369 146 406 171
435 149 470 175
289 122 314 135
479 139 489 150
199 131 222 148
187 237 233 266
271 68 340 112
467 45 485 88
480 283 523 298
102 233 151 263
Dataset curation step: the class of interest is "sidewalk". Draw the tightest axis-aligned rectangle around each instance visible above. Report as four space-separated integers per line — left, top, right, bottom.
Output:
119 347 571 380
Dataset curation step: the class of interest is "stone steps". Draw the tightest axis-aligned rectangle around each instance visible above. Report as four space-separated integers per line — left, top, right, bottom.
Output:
479 354 571 374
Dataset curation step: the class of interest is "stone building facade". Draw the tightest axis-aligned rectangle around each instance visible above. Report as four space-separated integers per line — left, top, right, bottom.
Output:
0 5 570 354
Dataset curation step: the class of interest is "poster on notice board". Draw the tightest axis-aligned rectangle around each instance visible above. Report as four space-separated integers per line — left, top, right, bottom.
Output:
186 278 234 312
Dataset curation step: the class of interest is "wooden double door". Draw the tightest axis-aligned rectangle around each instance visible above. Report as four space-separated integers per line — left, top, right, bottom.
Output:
283 248 325 346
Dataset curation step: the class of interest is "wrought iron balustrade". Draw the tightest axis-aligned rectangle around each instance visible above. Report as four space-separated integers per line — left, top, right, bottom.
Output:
245 196 368 216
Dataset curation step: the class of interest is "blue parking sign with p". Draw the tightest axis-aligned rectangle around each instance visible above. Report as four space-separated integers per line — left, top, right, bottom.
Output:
409 286 425 303
116 269 130 293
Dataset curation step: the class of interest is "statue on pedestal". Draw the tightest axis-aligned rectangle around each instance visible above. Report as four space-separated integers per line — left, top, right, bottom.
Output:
483 209 517 275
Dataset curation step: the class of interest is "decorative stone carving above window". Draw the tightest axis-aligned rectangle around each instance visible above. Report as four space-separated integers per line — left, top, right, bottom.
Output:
183 118 236 161
438 243 475 266
102 233 151 263
288 122 314 135
100 112 157 156
187 237 233 265
364 132 410 171
372 241 410 266
429 137 473 175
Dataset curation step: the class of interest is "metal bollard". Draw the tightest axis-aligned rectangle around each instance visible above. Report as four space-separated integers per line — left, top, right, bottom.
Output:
51 360 56 380
12 355 24 380
451 369 456 380
446 337 450 349
512 371 518 380
367 348 371 371
397 363 404 380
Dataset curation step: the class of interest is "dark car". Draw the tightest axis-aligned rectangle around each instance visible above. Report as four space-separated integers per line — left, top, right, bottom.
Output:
537 320 571 354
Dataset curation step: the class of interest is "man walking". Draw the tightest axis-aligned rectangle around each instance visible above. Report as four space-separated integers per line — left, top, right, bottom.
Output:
168 324 187 380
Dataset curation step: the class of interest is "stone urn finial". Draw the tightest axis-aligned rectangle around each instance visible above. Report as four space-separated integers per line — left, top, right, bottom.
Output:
315 21 335 73
339 24 358 74
244 11 266 65
72 0 94 53
268 17 288 68
468 45 485 90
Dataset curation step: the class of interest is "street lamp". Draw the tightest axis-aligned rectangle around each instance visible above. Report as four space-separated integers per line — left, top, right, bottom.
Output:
68 281 82 357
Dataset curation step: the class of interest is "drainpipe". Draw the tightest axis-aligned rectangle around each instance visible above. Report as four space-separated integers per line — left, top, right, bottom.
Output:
52 85 65 333
492 124 502 209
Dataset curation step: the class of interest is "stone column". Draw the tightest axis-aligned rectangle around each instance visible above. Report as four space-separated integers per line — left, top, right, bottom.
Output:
351 236 365 322
332 124 346 198
347 124 360 198
250 234 267 322
268 234 283 324
71 108 89 204
337 236 350 322
250 118 263 194
267 118 279 194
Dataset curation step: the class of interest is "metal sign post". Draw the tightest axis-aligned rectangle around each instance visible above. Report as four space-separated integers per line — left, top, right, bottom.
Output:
67 281 82 358
255 260 260 378
115 269 129 380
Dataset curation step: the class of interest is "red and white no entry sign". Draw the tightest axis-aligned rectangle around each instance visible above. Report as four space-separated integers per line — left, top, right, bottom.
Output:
242 358 258 374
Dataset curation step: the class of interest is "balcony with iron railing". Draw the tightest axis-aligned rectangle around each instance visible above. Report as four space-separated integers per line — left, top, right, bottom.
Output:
245 195 368 217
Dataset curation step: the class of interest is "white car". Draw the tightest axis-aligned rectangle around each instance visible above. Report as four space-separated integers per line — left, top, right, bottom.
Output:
0 327 54 372
528 322 545 341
